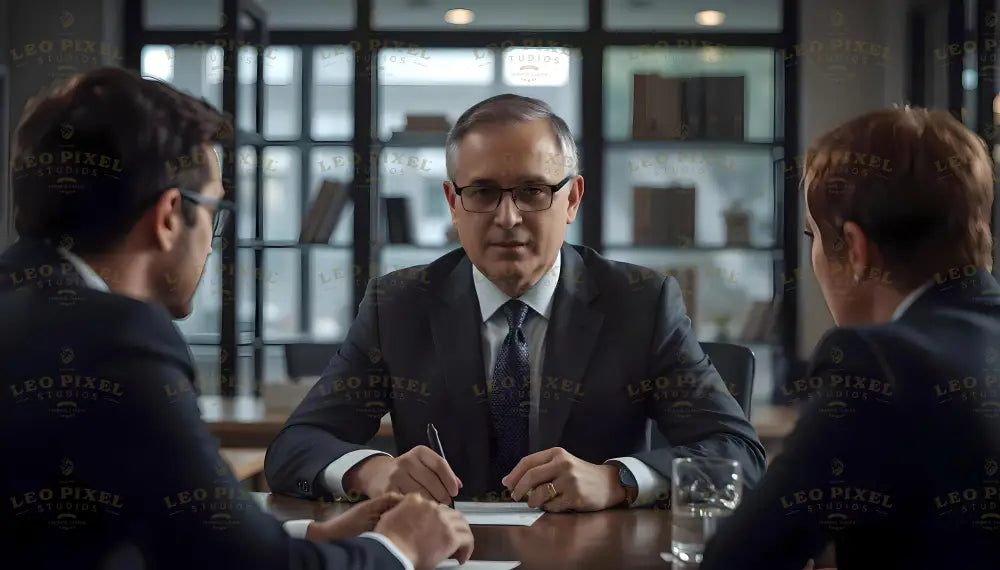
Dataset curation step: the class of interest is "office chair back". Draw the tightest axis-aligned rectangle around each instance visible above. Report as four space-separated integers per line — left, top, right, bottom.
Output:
646 341 755 450
284 343 340 382
700 341 755 419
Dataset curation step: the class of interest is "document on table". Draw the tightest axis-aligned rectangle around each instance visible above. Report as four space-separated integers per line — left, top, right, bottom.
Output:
435 560 520 569
454 502 545 526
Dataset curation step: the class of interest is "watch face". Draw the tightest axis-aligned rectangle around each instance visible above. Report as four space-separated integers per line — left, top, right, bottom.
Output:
618 465 637 488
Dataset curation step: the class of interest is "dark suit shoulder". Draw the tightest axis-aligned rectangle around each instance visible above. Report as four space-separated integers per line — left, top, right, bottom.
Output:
0 286 194 378
570 244 674 297
810 325 884 366
803 320 986 411
100 294 194 371
374 246 465 297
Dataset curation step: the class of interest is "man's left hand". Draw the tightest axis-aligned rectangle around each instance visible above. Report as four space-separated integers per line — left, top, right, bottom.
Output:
309 492 405 540
501 447 626 512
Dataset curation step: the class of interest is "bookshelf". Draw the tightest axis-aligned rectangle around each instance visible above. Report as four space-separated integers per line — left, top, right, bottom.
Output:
125 0 800 405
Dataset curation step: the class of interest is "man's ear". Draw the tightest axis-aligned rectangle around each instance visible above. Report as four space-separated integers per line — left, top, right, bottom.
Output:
842 221 871 280
444 180 459 222
152 188 183 252
566 175 584 224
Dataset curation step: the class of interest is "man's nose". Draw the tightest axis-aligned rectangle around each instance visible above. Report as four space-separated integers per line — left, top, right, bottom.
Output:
493 192 522 227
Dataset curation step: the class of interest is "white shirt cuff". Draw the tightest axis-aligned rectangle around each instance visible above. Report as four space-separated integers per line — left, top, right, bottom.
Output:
323 449 393 501
360 532 415 570
607 456 670 508
282 519 314 539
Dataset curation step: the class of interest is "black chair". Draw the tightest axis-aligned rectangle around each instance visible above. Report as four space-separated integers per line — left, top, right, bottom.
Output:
700 341 755 419
284 343 340 382
646 341 756 450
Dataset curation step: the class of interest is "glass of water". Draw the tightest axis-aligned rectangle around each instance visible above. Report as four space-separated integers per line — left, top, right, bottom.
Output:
670 457 743 564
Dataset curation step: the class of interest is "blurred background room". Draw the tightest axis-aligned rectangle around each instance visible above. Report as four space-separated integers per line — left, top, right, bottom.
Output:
1 0 995 484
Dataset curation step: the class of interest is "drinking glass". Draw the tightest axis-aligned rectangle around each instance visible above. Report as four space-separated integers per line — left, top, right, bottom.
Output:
670 457 743 564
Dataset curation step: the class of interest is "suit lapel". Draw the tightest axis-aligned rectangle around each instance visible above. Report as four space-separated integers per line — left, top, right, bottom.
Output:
428 256 492 492
538 245 603 451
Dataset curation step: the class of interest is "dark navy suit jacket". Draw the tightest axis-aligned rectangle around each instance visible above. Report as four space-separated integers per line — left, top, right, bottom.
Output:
0 239 404 570
701 267 1000 570
265 243 766 501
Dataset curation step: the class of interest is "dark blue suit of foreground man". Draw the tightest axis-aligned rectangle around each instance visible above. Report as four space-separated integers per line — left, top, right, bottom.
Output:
701 108 1000 570
0 67 472 570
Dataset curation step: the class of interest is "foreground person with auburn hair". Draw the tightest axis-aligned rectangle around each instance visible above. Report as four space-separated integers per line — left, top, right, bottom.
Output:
700 107 1000 570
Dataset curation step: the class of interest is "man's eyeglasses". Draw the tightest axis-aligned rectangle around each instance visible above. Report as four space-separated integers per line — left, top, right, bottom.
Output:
451 175 573 213
178 189 234 238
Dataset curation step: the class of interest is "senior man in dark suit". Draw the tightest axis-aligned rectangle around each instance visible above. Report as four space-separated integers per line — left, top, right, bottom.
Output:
0 67 471 570
700 108 1000 570
265 94 767 511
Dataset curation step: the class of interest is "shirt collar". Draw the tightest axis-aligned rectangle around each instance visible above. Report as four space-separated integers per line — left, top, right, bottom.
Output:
890 279 934 321
473 250 561 323
57 247 110 292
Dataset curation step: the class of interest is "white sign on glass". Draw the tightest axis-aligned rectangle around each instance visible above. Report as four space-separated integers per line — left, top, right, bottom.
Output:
501 48 570 87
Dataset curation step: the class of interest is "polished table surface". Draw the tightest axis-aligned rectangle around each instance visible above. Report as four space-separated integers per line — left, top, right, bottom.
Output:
259 493 692 570
200 395 394 447
218 448 266 481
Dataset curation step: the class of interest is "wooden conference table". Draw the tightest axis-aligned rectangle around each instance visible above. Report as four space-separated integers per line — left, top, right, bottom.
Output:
260 493 695 570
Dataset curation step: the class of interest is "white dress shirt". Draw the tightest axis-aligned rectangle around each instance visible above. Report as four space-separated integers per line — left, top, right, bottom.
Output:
57 248 412 566
890 279 934 321
325 250 670 507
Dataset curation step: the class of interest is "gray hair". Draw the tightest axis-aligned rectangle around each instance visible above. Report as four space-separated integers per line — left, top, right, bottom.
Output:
445 94 578 181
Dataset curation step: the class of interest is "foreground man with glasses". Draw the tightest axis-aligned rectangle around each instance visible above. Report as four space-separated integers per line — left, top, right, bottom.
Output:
266 94 766 512
0 67 472 570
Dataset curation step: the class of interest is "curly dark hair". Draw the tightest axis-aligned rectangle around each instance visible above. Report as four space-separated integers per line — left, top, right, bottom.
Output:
11 66 233 254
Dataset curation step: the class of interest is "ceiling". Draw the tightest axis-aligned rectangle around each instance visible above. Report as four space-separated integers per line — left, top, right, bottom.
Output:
144 0 782 32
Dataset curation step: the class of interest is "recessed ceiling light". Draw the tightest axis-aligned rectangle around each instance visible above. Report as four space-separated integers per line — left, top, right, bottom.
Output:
695 10 725 26
444 8 475 25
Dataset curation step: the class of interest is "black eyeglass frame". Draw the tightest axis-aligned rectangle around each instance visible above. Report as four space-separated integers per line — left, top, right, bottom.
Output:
177 188 235 238
450 174 574 213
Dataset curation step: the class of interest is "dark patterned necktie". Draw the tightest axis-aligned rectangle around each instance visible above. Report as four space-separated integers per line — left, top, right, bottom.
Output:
489 299 531 481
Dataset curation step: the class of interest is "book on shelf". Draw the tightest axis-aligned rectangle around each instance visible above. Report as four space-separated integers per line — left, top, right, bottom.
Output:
630 74 746 140
740 300 776 342
632 74 686 140
299 180 351 244
633 185 696 246
664 266 697 328
404 114 451 132
723 205 752 246
704 76 745 140
683 77 705 139
382 196 413 244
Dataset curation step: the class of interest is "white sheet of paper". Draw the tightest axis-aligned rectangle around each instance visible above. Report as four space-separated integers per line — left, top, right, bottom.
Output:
454 502 544 526
435 560 520 569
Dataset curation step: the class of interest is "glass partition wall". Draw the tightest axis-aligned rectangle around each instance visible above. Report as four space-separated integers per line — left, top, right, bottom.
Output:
127 0 799 406
908 0 1000 276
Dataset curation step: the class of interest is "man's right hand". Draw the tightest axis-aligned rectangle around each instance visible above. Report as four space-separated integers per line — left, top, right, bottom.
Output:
345 446 462 504
375 493 474 570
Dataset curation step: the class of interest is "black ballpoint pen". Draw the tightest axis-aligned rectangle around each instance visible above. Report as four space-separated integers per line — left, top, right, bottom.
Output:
426 423 455 508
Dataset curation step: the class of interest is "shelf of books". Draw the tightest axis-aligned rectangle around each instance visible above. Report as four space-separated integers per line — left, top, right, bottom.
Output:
601 45 782 405
134 11 792 401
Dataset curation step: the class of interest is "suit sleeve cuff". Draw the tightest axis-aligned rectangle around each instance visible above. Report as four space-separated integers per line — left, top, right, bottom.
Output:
360 532 414 570
323 449 393 501
607 457 670 508
282 519 314 539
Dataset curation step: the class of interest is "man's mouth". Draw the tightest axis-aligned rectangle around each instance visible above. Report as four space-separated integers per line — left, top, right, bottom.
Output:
493 242 527 248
